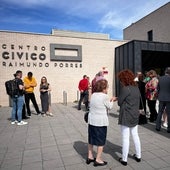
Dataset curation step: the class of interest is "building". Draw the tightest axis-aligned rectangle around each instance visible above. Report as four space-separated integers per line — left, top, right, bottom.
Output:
123 2 170 43
1 2 170 106
121 1 170 75
117 2 170 95
0 30 126 106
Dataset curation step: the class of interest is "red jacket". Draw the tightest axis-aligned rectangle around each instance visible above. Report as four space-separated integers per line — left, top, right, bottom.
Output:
78 78 88 91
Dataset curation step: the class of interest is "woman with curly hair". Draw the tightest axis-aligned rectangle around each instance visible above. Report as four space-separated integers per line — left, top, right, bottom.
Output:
117 69 141 166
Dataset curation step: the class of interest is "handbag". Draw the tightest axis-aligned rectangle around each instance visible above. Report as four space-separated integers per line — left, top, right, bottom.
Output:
84 111 89 123
138 114 147 124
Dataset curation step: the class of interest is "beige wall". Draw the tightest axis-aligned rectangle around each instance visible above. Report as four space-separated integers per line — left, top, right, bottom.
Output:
123 2 170 43
0 31 126 106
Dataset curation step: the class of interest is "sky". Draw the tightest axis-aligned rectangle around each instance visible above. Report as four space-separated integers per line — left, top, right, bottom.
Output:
0 0 169 40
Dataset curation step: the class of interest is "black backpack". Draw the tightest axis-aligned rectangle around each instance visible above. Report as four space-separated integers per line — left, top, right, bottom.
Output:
5 79 19 97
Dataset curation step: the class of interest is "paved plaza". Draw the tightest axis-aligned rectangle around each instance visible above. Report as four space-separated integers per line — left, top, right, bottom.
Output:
0 102 170 170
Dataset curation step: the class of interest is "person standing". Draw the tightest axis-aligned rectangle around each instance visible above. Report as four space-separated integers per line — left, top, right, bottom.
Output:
91 71 105 94
145 70 159 122
135 72 147 113
91 74 97 94
11 70 28 125
87 79 117 166
24 72 41 116
156 67 170 133
39 76 53 116
78 75 89 111
117 69 141 166
95 71 104 82
135 72 147 124
13 73 29 120
87 76 92 102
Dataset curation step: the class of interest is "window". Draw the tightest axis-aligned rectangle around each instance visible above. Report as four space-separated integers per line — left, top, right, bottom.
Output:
148 30 153 41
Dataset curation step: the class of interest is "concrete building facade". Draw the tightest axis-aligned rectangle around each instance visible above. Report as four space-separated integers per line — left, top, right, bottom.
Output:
0 30 126 106
1 2 169 107
123 2 170 43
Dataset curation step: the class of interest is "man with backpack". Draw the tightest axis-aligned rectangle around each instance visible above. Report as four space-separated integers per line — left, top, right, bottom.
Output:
10 70 28 125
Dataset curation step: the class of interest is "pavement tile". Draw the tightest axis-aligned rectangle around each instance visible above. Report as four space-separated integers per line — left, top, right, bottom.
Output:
1 157 22 168
141 151 157 160
161 155 170 164
58 144 74 152
60 148 79 158
150 149 169 157
62 155 83 166
130 161 155 170
4 150 23 160
22 161 42 170
42 151 61 161
22 155 42 165
65 163 87 170
43 158 64 169
1 166 21 170
0 103 170 170
159 167 170 170
146 157 169 169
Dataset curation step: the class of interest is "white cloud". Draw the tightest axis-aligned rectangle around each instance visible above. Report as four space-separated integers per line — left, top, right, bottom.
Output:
98 0 170 31
99 11 127 30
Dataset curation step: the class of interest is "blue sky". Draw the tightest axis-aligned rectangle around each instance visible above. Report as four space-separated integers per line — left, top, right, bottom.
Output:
0 0 169 40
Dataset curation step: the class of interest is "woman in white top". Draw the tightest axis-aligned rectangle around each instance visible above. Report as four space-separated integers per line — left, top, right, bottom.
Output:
87 79 117 167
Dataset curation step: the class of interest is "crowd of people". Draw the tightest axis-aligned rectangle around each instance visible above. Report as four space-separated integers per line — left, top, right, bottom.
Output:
10 70 53 126
77 67 170 167
9 67 170 167
135 69 169 128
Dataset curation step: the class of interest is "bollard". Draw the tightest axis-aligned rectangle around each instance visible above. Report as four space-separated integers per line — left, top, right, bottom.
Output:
77 90 79 102
63 91 67 105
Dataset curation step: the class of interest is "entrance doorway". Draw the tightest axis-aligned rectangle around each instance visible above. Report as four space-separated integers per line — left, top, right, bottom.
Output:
142 51 170 76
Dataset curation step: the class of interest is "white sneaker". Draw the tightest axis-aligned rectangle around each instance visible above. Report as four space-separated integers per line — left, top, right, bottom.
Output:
11 120 18 125
49 113 53 117
17 121 28 126
163 122 168 128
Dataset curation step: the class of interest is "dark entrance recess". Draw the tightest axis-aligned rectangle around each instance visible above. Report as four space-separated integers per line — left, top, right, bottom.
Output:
115 40 170 96
142 50 170 75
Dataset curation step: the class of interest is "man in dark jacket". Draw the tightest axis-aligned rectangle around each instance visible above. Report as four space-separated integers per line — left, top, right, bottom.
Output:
156 67 170 133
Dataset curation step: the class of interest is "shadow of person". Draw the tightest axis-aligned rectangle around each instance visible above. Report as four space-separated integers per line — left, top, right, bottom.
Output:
73 140 123 163
73 141 96 161
105 140 137 163
140 122 170 139
104 140 122 160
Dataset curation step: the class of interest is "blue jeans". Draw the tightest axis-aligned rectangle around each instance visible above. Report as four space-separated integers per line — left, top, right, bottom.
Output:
11 96 24 122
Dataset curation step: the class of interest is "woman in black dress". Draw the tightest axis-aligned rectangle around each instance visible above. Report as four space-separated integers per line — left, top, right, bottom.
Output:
40 76 52 116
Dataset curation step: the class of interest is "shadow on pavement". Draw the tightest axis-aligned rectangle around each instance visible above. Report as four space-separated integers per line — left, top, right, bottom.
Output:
73 140 124 163
139 121 170 139
73 141 90 161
